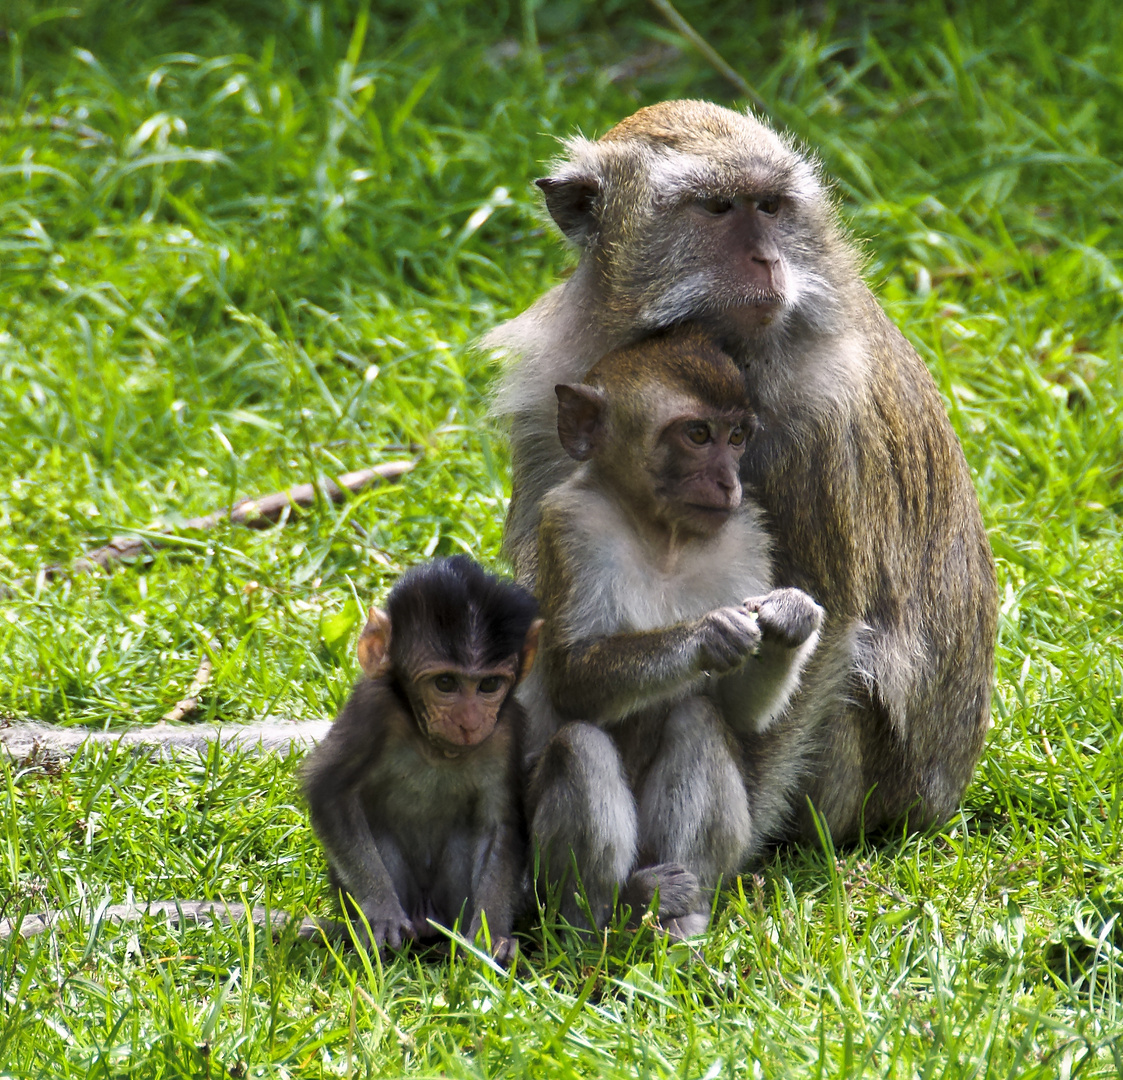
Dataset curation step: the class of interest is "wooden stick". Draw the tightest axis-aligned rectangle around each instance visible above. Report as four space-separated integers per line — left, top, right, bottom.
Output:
0 899 334 942
161 652 215 722
0 719 333 760
44 460 414 579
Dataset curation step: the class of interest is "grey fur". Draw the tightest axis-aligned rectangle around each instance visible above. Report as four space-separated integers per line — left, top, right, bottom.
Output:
523 328 823 936
303 675 526 963
491 100 997 864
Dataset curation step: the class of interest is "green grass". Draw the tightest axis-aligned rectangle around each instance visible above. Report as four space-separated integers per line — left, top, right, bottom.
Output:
1 0 1121 1075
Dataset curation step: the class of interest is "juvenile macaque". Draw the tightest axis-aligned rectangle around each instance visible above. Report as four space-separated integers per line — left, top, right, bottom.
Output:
490 99 997 848
302 556 541 964
520 327 822 935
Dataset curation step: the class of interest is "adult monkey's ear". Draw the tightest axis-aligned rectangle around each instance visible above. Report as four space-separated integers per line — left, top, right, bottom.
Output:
356 607 392 679
555 383 607 462
536 175 600 247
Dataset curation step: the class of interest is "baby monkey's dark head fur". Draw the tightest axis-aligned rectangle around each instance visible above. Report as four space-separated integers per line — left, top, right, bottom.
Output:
358 556 541 752
387 556 538 674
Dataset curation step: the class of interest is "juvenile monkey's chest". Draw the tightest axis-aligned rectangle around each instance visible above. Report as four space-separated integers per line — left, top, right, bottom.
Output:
362 742 509 865
577 502 773 632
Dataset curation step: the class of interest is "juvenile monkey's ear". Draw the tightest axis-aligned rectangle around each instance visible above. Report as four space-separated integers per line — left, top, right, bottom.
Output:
555 384 606 461
536 175 599 246
356 606 392 679
517 618 545 683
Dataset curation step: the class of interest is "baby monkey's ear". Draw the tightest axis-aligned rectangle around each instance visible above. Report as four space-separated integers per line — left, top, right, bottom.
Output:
357 607 392 679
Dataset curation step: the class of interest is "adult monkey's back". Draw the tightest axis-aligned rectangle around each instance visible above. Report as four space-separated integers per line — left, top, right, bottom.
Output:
488 100 997 843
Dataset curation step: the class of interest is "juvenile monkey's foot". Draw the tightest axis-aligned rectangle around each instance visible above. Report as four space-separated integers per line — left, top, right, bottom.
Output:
663 910 711 941
489 935 519 966
621 862 701 921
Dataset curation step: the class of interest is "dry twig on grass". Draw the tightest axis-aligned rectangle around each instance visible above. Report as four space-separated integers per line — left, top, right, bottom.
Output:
162 647 217 722
43 461 414 579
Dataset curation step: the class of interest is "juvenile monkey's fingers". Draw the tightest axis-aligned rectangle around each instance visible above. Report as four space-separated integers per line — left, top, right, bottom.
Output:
747 588 823 649
699 606 762 673
381 921 414 952
367 911 416 952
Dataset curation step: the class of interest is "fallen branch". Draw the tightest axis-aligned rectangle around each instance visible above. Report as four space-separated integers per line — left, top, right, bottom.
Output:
43 460 414 579
162 647 216 722
0 899 333 942
0 719 332 760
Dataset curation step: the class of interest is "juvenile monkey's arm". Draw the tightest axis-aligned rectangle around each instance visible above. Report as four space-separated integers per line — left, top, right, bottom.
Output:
542 610 758 724
720 588 824 733
307 784 415 949
301 693 415 949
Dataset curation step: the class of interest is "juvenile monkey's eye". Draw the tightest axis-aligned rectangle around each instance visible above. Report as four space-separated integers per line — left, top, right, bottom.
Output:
685 423 711 445
729 426 746 446
757 196 781 216
433 674 458 693
700 196 734 215
477 675 505 694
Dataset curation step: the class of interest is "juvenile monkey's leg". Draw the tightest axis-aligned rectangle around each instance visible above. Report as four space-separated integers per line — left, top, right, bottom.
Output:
637 696 751 937
465 823 526 965
527 722 637 928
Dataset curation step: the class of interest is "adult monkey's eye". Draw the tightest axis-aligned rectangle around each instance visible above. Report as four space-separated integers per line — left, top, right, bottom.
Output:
700 196 734 215
685 423 711 445
757 196 781 216
729 425 746 446
434 674 458 693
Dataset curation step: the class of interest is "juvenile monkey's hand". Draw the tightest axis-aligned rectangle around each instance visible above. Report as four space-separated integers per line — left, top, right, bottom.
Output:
743 588 823 649
360 899 416 953
695 606 762 675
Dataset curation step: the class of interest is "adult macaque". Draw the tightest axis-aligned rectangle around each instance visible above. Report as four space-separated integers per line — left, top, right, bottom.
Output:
489 99 997 848
302 556 542 964
520 328 821 935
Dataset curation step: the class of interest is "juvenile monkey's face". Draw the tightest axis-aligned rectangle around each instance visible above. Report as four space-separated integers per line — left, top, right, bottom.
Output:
647 402 751 538
407 658 518 755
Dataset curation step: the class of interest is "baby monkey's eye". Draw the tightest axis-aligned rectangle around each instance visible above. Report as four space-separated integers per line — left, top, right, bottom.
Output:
477 676 505 694
685 423 711 445
729 426 746 446
700 196 734 215
434 674 458 693
756 196 781 216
